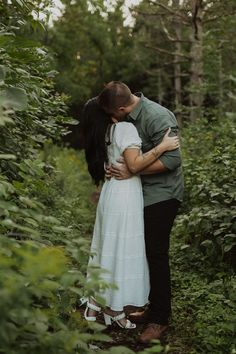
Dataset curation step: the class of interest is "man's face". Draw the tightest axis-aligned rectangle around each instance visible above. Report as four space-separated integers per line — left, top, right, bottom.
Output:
109 106 132 120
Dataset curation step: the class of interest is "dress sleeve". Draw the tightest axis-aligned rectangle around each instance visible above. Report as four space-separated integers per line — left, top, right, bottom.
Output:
114 122 142 155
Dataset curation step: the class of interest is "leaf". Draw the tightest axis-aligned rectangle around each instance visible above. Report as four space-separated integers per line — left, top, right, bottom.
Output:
14 0 24 6
0 87 28 111
0 154 16 160
0 201 18 212
200 240 213 247
52 225 72 233
180 244 190 250
0 114 14 126
19 196 39 209
46 70 58 78
223 244 235 253
64 118 79 125
0 65 6 82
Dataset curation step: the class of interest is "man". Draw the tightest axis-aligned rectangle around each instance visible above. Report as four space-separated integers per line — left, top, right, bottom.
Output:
97 81 184 343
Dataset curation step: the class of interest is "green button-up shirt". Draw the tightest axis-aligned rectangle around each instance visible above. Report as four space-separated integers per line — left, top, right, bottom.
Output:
127 93 184 207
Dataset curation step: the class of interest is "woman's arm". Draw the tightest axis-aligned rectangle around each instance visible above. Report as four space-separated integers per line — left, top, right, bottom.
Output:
123 128 179 174
140 159 167 175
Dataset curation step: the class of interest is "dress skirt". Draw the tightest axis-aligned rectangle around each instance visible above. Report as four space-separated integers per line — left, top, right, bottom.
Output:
88 175 150 311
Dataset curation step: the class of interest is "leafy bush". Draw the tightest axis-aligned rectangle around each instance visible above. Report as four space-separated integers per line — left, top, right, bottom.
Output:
176 114 236 265
171 238 236 354
0 3 107 353
171 116 236 352
0 4 166 353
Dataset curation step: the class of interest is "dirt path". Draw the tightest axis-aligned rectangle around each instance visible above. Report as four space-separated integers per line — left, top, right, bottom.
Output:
78 305 191 353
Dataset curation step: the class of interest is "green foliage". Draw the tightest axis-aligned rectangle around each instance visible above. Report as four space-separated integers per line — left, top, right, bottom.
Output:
49 0 144 107
169 112 236 353
0 2 114 353
1 1 235 353
1 137 166 353
170 238 236 354
0 152 104 353
176 114 236 265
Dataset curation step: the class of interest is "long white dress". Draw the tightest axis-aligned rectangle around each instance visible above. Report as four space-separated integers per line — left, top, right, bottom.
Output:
88 122 150 311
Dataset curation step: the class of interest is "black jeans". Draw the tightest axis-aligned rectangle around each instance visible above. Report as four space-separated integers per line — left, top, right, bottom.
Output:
144 199 180 325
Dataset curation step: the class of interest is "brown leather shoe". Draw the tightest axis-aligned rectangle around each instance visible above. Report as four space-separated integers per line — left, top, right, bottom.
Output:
139 323 168 343
128 309 150 324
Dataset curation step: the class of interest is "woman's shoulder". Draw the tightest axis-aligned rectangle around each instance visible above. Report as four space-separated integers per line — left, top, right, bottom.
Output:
116 121 136 131
115 122 138 138
117 121 133 126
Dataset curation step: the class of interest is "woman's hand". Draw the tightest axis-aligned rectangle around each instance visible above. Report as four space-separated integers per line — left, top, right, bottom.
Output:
104 159 132 180
160 127 180 152
110 157 133 180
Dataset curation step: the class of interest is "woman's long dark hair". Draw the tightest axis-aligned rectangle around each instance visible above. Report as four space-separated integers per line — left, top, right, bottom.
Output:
81 97 111 185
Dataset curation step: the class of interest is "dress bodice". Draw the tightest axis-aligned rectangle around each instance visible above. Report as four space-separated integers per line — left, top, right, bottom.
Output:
106 122 142 165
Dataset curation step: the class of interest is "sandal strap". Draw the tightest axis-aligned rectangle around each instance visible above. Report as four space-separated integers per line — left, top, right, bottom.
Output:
87 302 101 312
112 312 126 321
124 319 134 329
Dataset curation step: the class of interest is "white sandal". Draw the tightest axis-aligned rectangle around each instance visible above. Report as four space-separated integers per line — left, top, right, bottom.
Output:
84 302 101 321
103 312 136 329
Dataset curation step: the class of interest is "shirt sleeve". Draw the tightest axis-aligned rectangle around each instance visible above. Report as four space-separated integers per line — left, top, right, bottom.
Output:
145 110 182 171
115 122 142 155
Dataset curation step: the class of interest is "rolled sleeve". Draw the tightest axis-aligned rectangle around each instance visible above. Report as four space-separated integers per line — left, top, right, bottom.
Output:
159 150 182 171
146 112 182 171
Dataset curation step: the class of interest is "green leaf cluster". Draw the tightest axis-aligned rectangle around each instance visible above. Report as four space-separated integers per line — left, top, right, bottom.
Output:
170 237 236 354
175 113 236 265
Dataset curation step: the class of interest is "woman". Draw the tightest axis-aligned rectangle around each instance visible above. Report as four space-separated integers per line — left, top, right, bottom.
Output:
82 98 179 329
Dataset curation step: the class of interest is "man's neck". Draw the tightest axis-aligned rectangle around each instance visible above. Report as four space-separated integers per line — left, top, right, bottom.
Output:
130 94 140 110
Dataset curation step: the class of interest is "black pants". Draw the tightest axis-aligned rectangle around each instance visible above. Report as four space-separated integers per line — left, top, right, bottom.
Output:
144 199 180 325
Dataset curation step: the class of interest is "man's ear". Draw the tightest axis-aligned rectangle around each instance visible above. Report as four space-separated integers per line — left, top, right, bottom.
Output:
118 107 126 112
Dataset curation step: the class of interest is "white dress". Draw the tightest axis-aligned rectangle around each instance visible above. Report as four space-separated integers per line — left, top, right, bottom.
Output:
88 122 150 311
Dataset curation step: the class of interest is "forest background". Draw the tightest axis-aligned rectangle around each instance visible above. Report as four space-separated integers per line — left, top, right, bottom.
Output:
0 0 235 353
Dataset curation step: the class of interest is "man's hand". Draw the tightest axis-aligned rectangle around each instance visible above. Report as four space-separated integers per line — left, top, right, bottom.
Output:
110 157 133 180
104 163 112 180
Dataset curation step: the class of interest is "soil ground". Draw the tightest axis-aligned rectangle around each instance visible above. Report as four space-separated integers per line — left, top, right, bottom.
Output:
79 305 191 353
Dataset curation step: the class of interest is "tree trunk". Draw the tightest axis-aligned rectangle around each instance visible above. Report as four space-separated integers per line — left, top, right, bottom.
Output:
189 0 204 122
218 42 223 112
157 69 163 105
173 0 183 127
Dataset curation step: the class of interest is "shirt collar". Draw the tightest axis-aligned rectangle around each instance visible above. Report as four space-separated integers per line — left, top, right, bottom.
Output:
128 92 143 121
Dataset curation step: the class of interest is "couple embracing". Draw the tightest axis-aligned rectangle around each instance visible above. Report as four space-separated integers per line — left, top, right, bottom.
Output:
82 81 184 343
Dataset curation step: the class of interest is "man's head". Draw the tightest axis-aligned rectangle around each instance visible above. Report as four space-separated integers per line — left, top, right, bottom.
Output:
97 81 138 119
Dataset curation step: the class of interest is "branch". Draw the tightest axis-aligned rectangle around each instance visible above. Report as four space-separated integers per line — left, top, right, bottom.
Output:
143 67 189 76
145 44 191 59
169 39 193 43
148 0 190 23
161 18 175 41
160 19 192 43
134 9 191 26
204 11 236 23
160 59 189 67
149 0 176 15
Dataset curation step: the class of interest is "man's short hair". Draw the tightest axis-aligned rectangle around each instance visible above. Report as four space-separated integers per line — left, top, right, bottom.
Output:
97 81 133 113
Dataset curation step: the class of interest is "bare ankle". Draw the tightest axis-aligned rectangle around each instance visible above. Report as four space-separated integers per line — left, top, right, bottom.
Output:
105 307 123 317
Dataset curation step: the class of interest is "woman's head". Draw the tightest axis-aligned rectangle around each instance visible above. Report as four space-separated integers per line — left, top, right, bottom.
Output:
81 97 110 185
